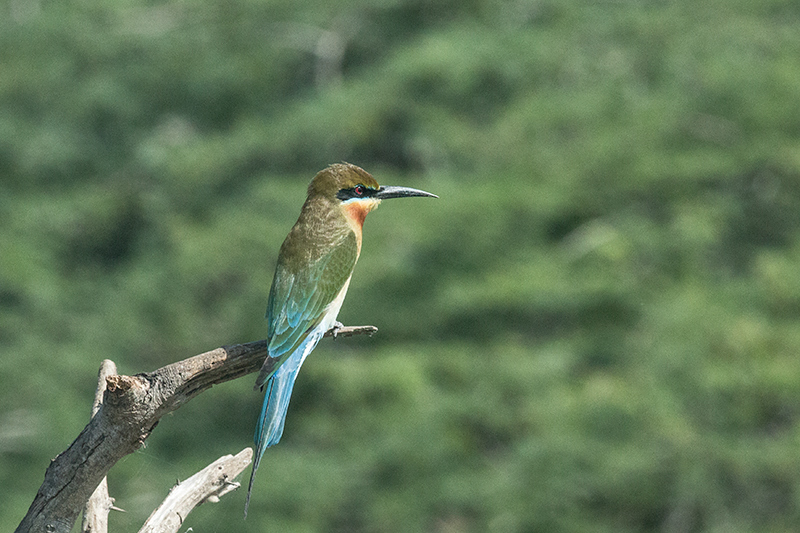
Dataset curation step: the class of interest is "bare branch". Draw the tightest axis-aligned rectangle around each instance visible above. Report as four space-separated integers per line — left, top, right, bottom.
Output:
139 448 253 533
81 360 119 533
323 324 378 338
16 324 376 533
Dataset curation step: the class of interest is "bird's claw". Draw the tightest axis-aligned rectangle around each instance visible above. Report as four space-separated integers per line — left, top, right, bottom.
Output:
331 321 344 339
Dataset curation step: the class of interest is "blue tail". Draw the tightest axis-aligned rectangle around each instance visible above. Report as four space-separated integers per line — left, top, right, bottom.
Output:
244 330 324 517
255 357 302 452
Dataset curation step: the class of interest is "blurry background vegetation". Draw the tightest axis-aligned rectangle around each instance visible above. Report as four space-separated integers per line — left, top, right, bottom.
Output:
4 0 800 531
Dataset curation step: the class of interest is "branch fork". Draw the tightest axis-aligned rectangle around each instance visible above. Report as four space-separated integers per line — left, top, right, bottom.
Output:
16 324 377 533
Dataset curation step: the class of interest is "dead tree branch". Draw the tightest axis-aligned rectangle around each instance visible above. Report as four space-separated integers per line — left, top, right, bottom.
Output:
139 448 253 533
324 324 378 338
16 325 377 533
81 359 119 533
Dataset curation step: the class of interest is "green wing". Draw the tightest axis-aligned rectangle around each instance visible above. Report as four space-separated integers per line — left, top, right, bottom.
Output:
255 231 358 387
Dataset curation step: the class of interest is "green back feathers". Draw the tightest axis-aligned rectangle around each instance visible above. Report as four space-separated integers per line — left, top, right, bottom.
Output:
262 230 357 374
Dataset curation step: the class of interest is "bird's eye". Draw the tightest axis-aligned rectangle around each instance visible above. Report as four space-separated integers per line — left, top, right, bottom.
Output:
354 185 365 196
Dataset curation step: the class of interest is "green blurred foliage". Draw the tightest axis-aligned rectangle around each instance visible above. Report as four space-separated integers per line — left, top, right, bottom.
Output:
4 0 800 531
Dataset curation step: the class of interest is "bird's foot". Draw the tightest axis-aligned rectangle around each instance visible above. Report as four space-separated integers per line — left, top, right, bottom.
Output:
331 321 344 339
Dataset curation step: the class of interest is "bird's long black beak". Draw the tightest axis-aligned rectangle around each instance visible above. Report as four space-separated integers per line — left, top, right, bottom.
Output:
374 186 438 200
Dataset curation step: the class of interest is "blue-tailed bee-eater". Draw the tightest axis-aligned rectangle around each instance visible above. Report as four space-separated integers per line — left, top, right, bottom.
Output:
245 163 437 514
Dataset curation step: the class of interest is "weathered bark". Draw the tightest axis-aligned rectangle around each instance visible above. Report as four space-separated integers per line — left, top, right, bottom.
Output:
139 448 253 533
16 324 376 533
81 360 119 533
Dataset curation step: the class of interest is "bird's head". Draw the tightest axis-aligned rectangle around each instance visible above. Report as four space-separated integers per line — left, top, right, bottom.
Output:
308 163 437 229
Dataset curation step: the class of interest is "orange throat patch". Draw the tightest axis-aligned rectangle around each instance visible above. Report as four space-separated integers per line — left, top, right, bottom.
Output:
343 199 381 231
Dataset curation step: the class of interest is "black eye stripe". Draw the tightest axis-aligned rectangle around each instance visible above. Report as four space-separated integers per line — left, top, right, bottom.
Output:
336 185 377 201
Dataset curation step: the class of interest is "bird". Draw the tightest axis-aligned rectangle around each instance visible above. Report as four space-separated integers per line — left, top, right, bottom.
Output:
245 162 437 515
